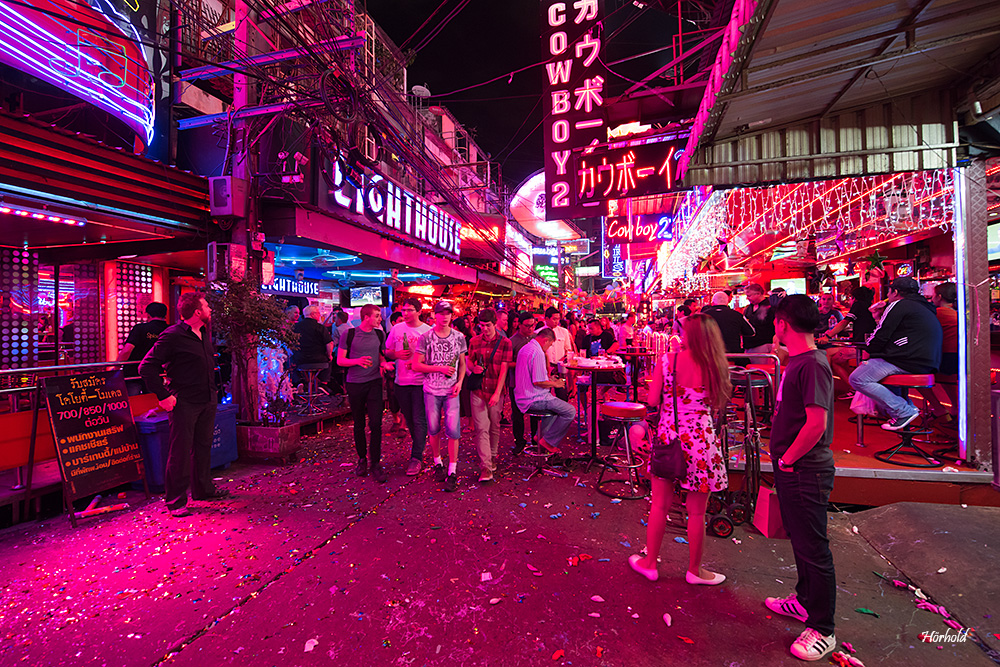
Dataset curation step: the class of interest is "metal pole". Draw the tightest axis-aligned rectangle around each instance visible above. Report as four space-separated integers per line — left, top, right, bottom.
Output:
53 264 60 366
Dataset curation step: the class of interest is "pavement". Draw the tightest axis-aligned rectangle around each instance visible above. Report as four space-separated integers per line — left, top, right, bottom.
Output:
1 414 998 667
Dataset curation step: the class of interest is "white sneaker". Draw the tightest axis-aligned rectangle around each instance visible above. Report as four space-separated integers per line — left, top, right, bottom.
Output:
790 628 836 661
765 594 808 623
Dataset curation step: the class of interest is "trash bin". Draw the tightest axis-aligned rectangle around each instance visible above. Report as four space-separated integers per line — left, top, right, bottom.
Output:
212 403 239 470
134 403 238 491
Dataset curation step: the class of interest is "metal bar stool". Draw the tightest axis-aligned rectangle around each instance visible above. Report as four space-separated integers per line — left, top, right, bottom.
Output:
295 363 329 415
519 406 570 480
873 374 941 468
596 402 648 499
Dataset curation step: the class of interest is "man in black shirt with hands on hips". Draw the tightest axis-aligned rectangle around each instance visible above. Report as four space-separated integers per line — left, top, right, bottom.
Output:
140 293 230 518
764 294 837 662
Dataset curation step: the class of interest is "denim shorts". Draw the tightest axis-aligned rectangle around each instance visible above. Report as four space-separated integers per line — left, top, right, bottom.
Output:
424 392 461 440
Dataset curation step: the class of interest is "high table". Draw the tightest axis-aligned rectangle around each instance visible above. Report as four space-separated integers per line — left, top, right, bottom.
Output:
566 359 626 470
617 349 656 403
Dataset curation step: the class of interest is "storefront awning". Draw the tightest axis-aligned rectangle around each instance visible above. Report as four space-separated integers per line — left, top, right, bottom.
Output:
265 205 478 284
681 0 999 186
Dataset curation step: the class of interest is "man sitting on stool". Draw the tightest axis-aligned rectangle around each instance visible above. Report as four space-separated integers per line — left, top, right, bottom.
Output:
291 305 333 389
515 328 576 454
849 277 942 431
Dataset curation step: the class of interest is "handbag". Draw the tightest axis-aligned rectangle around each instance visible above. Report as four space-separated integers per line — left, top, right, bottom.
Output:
650 353 687 479
467 336 501 392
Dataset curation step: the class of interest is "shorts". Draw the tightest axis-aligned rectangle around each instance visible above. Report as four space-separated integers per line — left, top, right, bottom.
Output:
425 392 461 440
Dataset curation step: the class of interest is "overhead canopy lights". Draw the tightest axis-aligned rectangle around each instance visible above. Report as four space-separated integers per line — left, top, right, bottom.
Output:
0 202 85 226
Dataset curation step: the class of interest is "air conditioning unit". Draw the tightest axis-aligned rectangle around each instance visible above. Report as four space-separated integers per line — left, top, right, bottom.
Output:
208 176 247 218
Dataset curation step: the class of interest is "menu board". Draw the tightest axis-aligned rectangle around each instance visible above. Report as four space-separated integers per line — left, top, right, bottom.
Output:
43 371 144 500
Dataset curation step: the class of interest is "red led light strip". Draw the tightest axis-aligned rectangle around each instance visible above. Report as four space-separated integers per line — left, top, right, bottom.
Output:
0 203 85 226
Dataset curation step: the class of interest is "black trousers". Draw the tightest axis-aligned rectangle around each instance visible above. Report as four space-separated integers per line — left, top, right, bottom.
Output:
775 467 837 635
347 379 383 464
165 400 217 510
508 382 526 446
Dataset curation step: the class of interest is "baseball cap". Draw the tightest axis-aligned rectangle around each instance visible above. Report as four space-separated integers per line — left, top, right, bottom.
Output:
433 300 454 314
890 276 919 293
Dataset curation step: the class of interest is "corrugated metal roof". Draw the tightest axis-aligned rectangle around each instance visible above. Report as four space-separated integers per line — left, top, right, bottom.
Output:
710 0 999 142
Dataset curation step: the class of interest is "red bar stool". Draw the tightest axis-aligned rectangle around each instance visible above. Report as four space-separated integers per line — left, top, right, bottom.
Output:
596 402 648 499
873 374 941 468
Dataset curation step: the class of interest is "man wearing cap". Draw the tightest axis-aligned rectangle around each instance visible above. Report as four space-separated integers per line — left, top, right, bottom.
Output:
412 301 467 492
849 277 943 431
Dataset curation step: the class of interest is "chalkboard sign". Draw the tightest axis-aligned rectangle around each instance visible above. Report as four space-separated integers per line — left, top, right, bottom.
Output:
43 370 145 501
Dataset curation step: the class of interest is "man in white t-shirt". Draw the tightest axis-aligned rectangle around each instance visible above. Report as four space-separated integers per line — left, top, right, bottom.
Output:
539 307 573 401
384 297 432 476
617 313 636 349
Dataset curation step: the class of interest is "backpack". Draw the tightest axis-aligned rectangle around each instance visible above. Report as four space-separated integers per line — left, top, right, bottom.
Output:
345 327 385 358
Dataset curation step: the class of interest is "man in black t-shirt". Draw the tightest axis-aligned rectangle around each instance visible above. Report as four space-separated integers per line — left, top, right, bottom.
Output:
764 295 838 662
117 302 169 394
291 305 334 386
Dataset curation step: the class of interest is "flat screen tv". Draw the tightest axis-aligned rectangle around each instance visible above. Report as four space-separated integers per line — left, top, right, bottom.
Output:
341 286 390 307
989 223 1000 262
770 278 806 295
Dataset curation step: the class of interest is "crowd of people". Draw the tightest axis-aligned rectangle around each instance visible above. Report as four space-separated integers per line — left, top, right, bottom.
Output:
130 277 960 663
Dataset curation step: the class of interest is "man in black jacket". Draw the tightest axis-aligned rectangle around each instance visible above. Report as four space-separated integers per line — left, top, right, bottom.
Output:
849 277 943 431
703 291 756 354
140 292 229 517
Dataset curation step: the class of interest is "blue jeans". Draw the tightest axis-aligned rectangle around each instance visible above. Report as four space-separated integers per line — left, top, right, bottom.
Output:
849 358 917 420
395 384 428 460
425 392 461 440
526 397 576 447
774 467 837 636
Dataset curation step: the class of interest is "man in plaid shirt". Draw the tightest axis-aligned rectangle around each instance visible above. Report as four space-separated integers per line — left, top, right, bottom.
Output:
468 308 513 483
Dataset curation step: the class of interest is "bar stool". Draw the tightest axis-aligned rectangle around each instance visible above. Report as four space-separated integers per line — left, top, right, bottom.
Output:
520 406 569 480
295 363 329 415
743 364 775 421
873 374 941 468
596 402 648 499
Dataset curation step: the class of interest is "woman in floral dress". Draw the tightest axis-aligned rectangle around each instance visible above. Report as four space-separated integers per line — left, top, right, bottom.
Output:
626 313 732 585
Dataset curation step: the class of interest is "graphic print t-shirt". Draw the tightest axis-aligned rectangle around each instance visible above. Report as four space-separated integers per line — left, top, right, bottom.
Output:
417 328 467 396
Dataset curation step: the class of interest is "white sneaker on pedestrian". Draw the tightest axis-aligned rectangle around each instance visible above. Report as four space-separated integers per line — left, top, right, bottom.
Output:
790 628 836 661
765 594 808 623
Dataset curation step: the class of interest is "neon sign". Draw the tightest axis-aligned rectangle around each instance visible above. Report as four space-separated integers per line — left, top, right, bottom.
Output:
0 203 86 226
0 0 155 145
322 157 462 258
575 139 684 204
262 276 319 297
603 215 673 245
541 0 606 220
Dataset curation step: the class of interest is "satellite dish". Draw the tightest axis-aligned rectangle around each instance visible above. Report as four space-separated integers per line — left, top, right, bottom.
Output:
411 85 431 98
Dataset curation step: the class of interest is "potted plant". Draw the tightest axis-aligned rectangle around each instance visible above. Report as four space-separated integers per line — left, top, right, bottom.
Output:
208 279 301 462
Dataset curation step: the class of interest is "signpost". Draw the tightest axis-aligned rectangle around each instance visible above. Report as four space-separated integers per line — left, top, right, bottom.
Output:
42 370 146 526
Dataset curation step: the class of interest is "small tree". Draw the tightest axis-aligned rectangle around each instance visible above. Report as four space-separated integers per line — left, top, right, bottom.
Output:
208 279 298 423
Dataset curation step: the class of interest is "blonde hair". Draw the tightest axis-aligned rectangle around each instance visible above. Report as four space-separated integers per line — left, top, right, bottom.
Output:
681 313 732 411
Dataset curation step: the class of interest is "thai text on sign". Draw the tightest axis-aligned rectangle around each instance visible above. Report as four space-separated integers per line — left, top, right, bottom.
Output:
43 371 143 500
575 139 685 204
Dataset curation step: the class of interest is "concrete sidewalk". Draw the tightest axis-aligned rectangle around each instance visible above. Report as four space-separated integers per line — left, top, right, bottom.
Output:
0 416 996 666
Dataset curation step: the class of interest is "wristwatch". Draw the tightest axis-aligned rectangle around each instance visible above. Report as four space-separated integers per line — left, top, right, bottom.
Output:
778 458 794 470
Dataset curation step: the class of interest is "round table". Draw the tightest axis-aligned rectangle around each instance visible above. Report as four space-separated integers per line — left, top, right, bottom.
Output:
616 349 656 403
566 360 626 469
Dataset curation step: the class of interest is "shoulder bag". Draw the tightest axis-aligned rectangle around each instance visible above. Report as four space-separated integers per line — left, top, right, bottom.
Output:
650 352 687 479
467 336 501 392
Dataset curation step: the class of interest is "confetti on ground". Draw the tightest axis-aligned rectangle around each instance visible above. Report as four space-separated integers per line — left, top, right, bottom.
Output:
611 499 622 504
551 649 564 660
854 607 879 618
304 639 318 653
937 567 947 573
620 541 631 548
549 513 563 519
490 598 501 605
590 512 600 519
842 641 855 653
481 572 493 582
678 636 694 644
588 612 601 618
674 537 688 544
596 646 604 657
663 613 672 627
591 595 605 603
